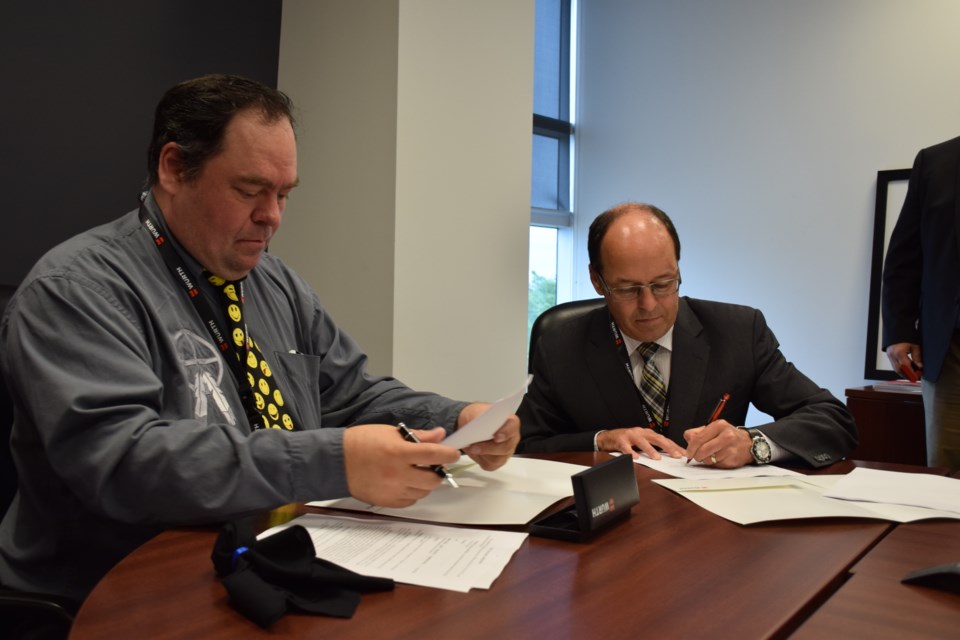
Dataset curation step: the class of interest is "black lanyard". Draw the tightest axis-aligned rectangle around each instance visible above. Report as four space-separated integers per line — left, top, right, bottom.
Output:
138 201 261 426
606 313 670 432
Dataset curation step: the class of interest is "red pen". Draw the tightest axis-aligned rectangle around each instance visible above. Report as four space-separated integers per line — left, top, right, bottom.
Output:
709 392 731 423
687 393 731 464
900 363 920 383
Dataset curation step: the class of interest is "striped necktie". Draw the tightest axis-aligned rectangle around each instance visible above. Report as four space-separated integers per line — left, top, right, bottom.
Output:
637 342 667 430
206 273 297 431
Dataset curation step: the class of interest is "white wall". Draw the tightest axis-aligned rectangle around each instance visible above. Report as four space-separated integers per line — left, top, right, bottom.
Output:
275 1 534 402
392 2 534 400
275 1 400 373
575 0 960 413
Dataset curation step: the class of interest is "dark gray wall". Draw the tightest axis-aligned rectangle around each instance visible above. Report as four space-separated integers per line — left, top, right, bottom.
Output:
0 1 282 285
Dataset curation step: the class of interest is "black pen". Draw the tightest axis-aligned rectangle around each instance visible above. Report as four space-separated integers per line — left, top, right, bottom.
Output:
397 423 459 489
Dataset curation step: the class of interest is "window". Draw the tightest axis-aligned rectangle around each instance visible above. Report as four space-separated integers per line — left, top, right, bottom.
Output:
528 225 558 332
529 0 575 336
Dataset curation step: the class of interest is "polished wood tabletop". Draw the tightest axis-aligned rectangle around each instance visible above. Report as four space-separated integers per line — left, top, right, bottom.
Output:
793 520 960 638
69 454 950 640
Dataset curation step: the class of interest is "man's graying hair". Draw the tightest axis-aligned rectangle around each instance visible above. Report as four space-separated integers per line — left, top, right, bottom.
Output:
145 74 295 188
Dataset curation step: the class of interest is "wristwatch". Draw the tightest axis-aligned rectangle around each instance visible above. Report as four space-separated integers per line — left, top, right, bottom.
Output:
747 430 772 465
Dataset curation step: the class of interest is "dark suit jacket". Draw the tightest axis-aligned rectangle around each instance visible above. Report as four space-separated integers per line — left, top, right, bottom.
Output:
517 298 857 468
881 135 960 382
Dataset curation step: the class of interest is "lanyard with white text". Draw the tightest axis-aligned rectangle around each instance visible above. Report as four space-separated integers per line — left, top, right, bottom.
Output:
138 202 261 426
606 313 670 432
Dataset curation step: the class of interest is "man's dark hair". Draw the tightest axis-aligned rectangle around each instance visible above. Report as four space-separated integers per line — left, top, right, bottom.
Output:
145 74 295 187
587 202 681 275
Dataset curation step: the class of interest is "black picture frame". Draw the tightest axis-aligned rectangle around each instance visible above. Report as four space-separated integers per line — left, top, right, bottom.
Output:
864 168 912 380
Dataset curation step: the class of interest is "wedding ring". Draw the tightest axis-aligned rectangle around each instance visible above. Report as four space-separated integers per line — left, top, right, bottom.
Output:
710 454 718 465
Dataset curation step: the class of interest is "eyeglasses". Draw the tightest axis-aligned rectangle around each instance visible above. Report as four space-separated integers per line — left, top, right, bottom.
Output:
597 273 681 301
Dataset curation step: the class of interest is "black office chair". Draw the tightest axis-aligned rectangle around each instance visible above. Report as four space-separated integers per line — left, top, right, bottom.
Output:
528 298 606 372
0 283 77 639
0 283 19 518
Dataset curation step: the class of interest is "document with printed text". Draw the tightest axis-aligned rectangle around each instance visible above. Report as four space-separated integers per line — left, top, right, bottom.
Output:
258 513 527 592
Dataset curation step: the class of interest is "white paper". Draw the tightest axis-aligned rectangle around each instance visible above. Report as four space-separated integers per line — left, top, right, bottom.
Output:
258 513 528 592
821 467 960 515
310 456 587 525
440 374 532 450
631 452 804 479
653 475 960 525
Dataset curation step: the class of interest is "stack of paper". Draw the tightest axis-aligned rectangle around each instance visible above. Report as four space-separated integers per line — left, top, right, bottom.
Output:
310 456 588 526
259 513 527 592
632 452 804 480
652 467 960 525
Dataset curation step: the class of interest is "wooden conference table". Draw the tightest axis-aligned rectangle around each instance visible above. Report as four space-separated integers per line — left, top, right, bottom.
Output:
69 453 960 639
792 519 960 638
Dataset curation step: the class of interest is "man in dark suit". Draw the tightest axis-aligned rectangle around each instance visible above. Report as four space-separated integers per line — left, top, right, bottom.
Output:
517 203 857 468
882 136 960 472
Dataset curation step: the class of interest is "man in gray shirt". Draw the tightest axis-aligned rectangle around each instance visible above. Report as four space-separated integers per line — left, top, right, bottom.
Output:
0 74 519 606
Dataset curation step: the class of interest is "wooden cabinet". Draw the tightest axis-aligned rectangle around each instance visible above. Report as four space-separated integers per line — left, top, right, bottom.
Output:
845 386 927 465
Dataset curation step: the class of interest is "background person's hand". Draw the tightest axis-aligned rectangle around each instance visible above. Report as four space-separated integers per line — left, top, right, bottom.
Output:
885 342 923 380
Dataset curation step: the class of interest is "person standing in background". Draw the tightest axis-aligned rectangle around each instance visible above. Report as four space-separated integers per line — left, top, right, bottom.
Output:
882 135 960 472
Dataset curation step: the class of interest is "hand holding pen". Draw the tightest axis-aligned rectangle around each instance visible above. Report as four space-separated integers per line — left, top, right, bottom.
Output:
685 392 731 465
398 423 459 488
900 363 920 383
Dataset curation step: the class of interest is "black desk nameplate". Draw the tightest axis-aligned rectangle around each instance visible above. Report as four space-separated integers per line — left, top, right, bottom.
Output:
530 454 639 542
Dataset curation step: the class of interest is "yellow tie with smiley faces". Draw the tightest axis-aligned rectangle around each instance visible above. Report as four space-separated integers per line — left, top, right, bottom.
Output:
206 273 297 431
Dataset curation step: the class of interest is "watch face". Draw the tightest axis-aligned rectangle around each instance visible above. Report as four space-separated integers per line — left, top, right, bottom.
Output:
752 436 772 464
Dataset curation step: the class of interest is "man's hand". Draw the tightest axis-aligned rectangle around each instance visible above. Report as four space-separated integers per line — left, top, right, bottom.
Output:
683 420 752 468
595 427 685 460
456 402 520 471
343 424 460 507
886 342 923 380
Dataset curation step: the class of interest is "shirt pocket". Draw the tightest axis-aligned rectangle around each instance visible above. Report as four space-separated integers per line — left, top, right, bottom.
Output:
270 350 323 429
